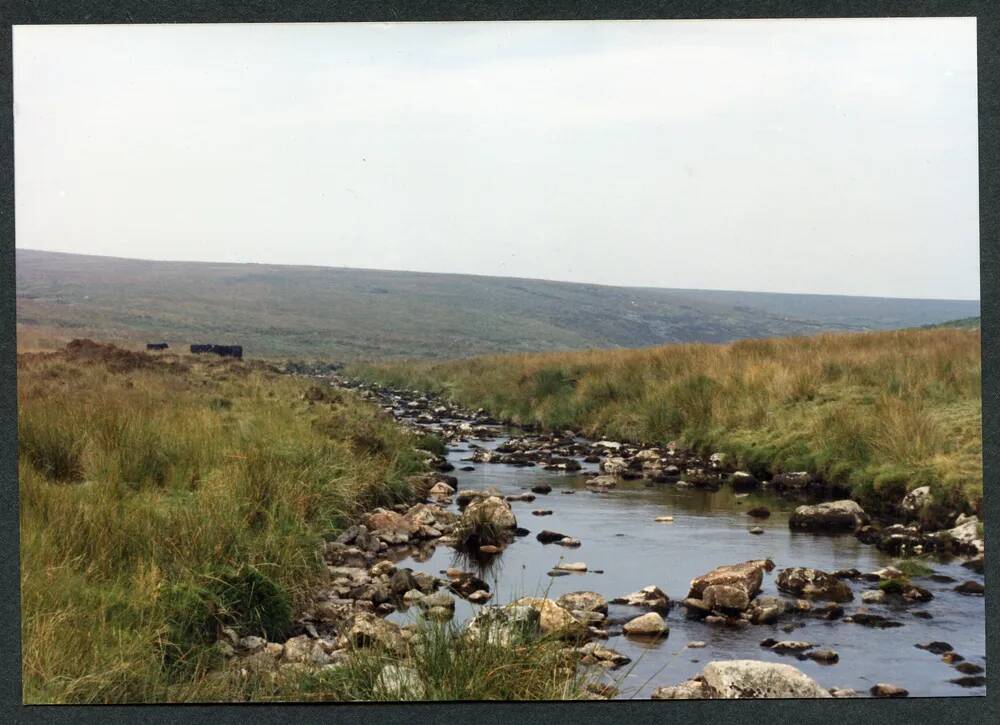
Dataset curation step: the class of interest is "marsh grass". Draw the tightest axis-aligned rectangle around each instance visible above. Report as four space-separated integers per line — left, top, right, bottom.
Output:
18 344 426 703
351 328 982 514
182 617 592 702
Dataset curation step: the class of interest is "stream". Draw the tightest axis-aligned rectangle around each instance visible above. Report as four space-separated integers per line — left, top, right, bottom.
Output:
346 383 986 699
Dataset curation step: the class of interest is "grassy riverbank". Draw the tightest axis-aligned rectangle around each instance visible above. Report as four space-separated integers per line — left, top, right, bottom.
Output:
18 341 588 702
350 328 983 518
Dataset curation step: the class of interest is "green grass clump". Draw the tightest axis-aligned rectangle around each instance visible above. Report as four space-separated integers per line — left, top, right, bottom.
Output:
895 559 934 578
350 328 982 513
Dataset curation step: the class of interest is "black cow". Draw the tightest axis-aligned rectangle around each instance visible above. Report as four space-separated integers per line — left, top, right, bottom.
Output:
190 344 243 359
146 342 169 351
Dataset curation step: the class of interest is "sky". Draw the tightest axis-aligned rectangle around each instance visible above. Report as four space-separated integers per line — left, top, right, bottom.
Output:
13 18 980 300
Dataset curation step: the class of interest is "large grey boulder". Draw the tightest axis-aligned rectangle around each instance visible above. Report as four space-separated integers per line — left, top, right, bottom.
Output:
789 501 868 532
701 660 832 698
684 559 773 615
653 660 832 699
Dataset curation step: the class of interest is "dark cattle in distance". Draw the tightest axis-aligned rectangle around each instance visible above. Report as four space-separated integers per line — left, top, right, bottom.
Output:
190 344 243 359
146 342 169 351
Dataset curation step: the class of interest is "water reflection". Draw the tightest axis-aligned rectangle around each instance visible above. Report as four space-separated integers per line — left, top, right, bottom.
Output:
383 426 986 698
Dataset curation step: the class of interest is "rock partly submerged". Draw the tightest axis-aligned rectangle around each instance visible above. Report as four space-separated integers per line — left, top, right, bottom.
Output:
789 500 869 532
652 660 832 699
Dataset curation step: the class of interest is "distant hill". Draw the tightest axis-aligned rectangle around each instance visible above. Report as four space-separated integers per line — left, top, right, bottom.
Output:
919 316 981 329
15 249 981 360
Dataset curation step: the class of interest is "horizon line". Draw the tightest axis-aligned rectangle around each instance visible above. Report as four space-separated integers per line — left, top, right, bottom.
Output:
15 246 983 304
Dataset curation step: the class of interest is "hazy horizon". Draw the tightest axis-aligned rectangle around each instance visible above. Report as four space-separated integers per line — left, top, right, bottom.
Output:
14 19 980 300
16 246 980 303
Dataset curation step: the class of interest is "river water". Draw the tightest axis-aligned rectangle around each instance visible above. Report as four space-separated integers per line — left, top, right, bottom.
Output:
380 413 986 699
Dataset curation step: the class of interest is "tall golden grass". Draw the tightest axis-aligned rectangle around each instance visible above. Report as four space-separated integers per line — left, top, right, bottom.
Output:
351 328 983 516
18 346 425 703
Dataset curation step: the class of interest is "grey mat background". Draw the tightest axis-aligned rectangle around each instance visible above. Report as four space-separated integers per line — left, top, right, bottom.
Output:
0 2 996 723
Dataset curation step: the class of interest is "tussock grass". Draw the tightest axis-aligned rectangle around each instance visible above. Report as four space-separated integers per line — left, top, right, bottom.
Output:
181 618 591 702
19 345 427 703
351 328 982 516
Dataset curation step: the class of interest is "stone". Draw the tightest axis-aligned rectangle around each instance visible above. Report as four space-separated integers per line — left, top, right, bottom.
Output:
915 641 953 655
402 589 424 604
374 664 425 699
465 604 541 645
849 612 904 628
557 591 608 617
768 640 814 653
655 516 675 523
389 568 418 596
537 530 570 544
448 571 490 598
749 527 764 535
556 537 582 547
747 506 771 518
950 676 987 688
685 560 773 615
870 683 908 698
701 584 751 613
788 500 868 532
954 580 985 596
364 508 418 537
776 567 854 602
467 590 492 604
428 481 455 497
941 517 984 555
600 457 630 475
336 612 405 654
651 680 710 699
511 597 587 639
687 641 707 649
412 571 438 593
460 495 517 530
282 635 330 665
237 635 266 652
900 486 931 519
697 660 832 698
532 510 554 516
807 648 839 664
861 589 886 604
729 471 760 490
611 585 671 613
418 590 456 610
370 561 396 577
770 471 813 490
623 612 668 639
586 475 619 489
531 484 552 494
954 662 984 675
553 562 587 572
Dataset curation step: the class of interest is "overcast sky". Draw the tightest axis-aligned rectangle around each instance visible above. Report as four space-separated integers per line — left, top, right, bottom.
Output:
14 18 979 300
